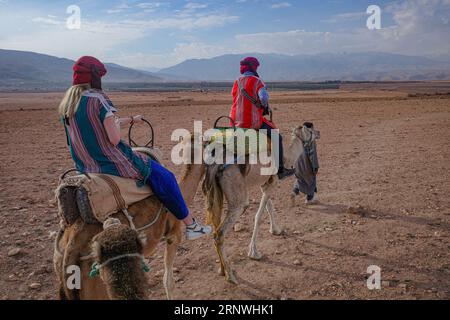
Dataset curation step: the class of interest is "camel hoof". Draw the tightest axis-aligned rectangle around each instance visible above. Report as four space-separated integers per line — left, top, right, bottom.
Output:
225 271 238 285
248 248 263 261
270 226 283 236
218 267 225 276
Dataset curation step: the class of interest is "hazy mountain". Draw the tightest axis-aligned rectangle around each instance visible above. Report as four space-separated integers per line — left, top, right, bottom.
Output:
158 52 450 81
0 49 166 90
2 49 450 91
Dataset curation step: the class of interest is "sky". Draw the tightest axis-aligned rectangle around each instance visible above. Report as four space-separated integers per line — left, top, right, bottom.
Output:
0 0 449 69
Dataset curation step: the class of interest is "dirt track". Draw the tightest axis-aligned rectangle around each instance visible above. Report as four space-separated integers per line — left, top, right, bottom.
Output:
0 83 449 300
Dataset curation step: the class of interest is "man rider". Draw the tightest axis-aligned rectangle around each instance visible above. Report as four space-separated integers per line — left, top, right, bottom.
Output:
229 57 294 180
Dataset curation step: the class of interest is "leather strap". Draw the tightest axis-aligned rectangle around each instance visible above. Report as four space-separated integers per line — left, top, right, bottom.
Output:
97 175 126 210
237 77 264 109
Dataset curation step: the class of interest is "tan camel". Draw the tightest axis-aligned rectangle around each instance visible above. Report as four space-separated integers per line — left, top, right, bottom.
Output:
202 125 305 284
54 137 204 300
90 218 149 300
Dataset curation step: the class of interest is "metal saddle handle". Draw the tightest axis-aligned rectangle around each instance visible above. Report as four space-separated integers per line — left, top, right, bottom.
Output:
128 118 155 148
213 116 236 130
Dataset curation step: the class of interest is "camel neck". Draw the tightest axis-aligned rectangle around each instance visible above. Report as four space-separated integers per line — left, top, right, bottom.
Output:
178 164 204 206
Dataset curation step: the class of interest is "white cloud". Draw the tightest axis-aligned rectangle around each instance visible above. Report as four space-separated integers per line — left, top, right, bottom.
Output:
322 11 367 23
111 42 235 68
121 14 239 30
184 2 208 11
107 3 131 14
136 2 165 13
31 16 61 25
236 0 450 56
271 2 291 9
0 9 239 66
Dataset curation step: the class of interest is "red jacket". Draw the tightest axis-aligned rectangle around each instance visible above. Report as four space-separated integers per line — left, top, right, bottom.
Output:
229 75 265 129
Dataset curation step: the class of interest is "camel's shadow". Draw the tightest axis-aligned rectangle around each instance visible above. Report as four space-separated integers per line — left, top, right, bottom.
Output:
291 201 449 230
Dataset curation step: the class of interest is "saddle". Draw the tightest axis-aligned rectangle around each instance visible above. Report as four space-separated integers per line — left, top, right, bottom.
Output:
56 147 161 226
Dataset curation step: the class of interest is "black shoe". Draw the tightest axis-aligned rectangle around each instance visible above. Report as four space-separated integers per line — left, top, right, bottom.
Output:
277 168 295 180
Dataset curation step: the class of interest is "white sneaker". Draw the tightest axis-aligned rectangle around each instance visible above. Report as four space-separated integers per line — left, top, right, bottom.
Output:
305 193 318 205
186 220 212 241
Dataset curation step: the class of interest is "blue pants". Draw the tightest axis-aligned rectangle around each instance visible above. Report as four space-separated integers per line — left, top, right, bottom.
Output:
145 160 189 220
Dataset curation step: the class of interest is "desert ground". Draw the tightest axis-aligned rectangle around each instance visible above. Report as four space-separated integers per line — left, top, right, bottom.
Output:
0 82 449 300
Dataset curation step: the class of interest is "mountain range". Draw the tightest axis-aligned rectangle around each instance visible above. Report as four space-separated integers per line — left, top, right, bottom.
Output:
0 49 165 90
159 52 450 81
1 49 450 90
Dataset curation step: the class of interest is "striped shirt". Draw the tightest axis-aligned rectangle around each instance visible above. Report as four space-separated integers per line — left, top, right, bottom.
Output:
63 89 151 183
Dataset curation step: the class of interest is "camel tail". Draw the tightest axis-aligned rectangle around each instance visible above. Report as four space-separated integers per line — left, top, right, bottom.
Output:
202 165 224 227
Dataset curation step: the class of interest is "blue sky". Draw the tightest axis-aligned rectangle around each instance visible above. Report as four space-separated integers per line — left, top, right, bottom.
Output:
0 0 449 69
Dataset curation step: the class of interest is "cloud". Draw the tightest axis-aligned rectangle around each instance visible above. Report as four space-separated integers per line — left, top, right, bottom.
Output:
322 11 367 23
271 2 291 9
136 2 165 13
236 0 450 56
184 2 208 11
111 41 235 68
32 16 61 26
120 14 239 30
0 8 239 66
106 3 131 14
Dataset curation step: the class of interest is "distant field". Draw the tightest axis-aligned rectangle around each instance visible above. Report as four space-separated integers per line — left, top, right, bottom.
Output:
0 80 341 92
3 80 450 94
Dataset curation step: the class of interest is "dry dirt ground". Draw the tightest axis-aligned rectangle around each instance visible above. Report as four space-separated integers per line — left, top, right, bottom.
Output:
0 82 449 300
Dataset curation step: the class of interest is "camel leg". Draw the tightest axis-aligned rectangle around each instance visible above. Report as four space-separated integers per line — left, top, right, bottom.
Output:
266 198 283 235
248 192 269 260
163 234 181 300
214 205 246 284
212 223 226 277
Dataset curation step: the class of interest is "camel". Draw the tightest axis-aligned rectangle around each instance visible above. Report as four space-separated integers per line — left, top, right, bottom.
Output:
53 136 204 300
202 125 306 284
91 218 149 300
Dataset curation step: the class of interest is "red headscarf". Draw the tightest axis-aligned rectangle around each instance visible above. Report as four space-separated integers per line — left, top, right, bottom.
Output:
240 57 260 75
73 56 107 89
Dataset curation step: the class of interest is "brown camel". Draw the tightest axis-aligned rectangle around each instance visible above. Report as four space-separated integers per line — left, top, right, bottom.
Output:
202 125 305 284
54 136 204 300
91 218 149 300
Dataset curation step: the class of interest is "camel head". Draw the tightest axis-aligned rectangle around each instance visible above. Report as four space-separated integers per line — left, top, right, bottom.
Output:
91 218 149 300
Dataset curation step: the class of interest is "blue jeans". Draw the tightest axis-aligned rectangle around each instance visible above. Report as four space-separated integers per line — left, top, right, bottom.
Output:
145 160 189 220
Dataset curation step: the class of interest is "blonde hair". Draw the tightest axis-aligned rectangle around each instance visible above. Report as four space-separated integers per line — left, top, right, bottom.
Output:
58 84 91 118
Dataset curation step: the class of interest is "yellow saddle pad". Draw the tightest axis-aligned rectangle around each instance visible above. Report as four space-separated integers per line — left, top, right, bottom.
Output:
209 128 270 155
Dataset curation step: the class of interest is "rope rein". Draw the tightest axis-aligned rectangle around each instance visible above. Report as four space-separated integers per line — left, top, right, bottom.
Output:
88 253 150 278
77 202 165 262
135 203 164 232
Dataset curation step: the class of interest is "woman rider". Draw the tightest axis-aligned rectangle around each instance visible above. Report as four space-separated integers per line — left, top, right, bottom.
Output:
229 57 294 180
58 56 211 240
